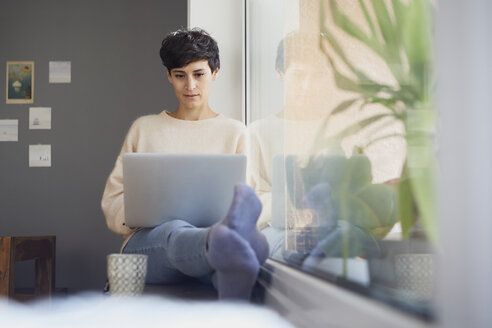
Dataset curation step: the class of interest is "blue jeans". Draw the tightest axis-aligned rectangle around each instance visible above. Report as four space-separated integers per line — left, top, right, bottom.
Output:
122 219 214 285
262 226 285 259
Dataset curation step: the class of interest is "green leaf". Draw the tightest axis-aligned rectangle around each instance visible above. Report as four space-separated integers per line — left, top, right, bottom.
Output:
397 170 414 238
342 155 374 194
370 0 396 46
358 0 378 39
402 0 433 99
334 185 396 230
329 0 383 56
324 1 408 98
334 113 394 139
406 133 438 243
324 54 362 93
321 22 376 84
393 0 408 38
410 169 437 243
331 98 360 115
353 183 398 228
366 95 398 109
300 155 397 234
328 54 389 97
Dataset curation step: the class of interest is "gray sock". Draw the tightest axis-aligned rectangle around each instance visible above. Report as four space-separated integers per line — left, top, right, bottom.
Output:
220 183 269 264
206 183 269 300
207 225 259 300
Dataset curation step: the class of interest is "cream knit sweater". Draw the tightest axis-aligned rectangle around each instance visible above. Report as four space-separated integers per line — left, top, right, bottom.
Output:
101 110 248 237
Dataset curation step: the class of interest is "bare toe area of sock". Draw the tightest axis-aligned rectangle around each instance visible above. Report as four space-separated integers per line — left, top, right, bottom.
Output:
207 225 260 300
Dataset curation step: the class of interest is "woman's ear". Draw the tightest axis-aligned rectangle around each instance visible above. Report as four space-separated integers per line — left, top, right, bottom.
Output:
212 68 219 81
167 70 173 83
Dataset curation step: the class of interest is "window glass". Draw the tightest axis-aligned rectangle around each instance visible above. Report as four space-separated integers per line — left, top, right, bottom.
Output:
247 0 436 318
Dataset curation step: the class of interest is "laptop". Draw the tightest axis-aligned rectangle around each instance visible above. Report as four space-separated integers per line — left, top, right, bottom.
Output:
122 153 246 228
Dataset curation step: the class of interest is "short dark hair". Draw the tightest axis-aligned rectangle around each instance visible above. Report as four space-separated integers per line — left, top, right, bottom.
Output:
275 32 328 75
159 28 220 73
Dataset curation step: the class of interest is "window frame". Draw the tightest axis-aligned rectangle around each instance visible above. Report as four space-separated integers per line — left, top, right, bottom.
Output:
256 259 429 328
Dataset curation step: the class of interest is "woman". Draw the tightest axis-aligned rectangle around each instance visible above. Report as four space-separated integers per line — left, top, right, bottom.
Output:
101 28 268 300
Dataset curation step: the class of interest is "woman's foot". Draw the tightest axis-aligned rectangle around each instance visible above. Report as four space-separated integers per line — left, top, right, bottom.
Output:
206 183 269 300
207 225 259 300
219 183 269 264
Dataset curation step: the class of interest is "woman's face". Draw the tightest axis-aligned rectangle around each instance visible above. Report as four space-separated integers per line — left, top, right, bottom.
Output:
283 62 332 112
167 59 218 111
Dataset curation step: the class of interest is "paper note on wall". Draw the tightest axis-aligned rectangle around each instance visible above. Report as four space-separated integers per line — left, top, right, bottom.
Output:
29 144 51 167
0 120 18 142
49 61 71 83
29 107 51 130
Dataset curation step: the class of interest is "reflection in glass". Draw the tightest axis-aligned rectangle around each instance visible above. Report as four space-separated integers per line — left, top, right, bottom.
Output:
247 0 436 318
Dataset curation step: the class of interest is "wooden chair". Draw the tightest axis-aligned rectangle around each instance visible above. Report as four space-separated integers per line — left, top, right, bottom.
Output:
0 236 56 302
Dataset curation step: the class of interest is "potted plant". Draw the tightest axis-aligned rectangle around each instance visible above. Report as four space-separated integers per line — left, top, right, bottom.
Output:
311 0 437 304
315 0 437 243
286 154 398 281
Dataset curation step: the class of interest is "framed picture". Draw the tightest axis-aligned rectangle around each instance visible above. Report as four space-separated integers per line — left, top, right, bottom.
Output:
6 61 34 104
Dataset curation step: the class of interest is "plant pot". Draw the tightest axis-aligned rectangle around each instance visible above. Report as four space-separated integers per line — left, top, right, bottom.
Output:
366 240 435 303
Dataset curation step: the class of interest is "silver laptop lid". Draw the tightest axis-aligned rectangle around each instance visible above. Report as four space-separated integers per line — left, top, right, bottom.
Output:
123 153 246 228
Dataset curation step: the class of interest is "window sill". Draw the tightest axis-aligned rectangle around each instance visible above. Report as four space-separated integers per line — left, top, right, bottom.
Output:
256 259 432 328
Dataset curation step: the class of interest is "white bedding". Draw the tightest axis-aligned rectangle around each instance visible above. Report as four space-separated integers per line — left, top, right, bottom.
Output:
0 293 293 328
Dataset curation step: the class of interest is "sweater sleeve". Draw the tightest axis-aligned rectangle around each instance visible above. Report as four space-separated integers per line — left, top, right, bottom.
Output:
101 122 139 237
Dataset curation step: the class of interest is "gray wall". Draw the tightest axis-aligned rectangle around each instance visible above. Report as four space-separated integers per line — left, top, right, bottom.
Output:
0 0 186 292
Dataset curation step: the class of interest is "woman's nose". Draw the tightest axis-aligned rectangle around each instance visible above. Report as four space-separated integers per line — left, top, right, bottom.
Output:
185 77 196 90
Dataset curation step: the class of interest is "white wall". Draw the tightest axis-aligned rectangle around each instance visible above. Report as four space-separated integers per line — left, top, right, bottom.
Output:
246 0 286 123
188 0 244 122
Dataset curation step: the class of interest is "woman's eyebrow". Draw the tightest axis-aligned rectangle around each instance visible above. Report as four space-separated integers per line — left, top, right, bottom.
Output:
171 69 206 74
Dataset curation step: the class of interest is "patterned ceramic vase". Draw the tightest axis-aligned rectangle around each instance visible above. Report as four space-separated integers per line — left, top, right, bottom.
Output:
394 253 434 301
107 254 148 296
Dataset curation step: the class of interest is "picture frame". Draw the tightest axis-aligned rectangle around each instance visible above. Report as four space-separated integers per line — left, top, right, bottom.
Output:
6 61 34 104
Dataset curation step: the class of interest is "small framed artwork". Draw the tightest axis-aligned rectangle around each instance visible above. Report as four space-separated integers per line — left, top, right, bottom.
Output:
6 61 34 104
